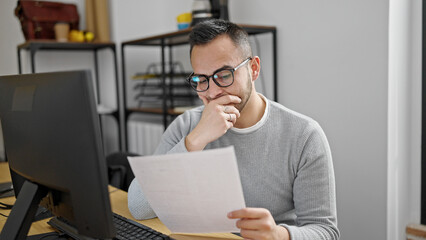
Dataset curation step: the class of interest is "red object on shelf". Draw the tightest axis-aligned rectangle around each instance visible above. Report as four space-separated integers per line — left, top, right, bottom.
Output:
14 1 79 40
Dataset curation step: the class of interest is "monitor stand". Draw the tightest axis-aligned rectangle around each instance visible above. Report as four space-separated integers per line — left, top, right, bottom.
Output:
48 217 97 240
0 180 47 240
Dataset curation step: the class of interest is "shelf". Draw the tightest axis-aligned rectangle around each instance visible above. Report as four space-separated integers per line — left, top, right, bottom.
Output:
127 106 196 116
97 105 117 115
122 24 276 47
17 40 116 51
134 83 190 89
135 93 196 98
132 72 190 80
122 28 192 46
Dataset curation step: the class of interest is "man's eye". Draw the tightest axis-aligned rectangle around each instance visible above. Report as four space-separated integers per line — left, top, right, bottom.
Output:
221 73 232 79
216 72 232 80
192 77 208 84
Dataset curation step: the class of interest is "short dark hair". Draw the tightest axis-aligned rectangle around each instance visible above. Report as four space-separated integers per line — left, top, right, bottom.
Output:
189 19 252 58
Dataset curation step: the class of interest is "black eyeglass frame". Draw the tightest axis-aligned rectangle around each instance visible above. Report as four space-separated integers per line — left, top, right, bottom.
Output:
187 57 253 92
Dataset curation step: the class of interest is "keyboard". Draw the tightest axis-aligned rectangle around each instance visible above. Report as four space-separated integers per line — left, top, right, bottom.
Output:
48 212 174 240
112 213 173 240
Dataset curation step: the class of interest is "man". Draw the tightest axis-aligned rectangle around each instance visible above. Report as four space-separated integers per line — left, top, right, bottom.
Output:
128 19 339 240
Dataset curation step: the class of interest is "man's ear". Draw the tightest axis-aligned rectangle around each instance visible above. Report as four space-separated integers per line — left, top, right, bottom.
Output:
250 56 261 81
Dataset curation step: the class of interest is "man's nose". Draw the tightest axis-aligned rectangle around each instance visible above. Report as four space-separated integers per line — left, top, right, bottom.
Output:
206 77 223 99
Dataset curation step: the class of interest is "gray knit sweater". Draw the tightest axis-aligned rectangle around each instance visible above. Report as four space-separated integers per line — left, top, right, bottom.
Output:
128 96 340 240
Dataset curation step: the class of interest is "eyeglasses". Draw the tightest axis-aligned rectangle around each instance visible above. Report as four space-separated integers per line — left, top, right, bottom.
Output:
187 57 252 92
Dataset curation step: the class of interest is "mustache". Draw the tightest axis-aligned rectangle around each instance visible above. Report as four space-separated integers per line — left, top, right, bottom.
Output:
204 94 229 102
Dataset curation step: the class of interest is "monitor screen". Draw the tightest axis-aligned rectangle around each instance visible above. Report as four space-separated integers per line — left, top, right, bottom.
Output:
0 70 115 239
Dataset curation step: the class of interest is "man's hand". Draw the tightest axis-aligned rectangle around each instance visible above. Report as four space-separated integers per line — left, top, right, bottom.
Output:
185 95 241 151
228 208 290 240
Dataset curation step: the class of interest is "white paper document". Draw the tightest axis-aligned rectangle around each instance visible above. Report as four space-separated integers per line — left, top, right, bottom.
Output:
128 146 246 233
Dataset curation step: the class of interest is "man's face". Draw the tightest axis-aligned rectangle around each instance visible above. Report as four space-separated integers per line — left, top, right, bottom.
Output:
190 35 253 112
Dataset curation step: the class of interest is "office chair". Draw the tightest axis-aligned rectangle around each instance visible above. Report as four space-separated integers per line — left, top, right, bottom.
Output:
107 152 139 191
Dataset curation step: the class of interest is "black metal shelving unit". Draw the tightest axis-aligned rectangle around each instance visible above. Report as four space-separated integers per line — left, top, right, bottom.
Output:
17 40 123 150
421 0 426 225
121 24 277 150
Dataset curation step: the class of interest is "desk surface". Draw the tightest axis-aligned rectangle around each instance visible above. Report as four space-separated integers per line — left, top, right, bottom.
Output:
0 162 241 239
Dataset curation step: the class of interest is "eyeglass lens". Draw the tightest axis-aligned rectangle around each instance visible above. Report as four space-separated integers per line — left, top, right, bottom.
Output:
189 69 233 91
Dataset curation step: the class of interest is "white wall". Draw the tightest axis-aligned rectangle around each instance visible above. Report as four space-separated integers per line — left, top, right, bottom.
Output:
408 0 422 226
0 0 421 239
388 0 422 240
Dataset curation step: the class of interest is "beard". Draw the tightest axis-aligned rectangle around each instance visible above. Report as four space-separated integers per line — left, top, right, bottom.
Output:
235 71 253 113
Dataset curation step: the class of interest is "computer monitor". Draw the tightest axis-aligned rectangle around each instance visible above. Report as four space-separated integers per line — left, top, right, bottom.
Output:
0 70 115 239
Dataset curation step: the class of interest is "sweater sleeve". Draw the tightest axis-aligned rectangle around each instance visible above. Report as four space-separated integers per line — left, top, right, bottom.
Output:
280 121 340 240
128 110 196 220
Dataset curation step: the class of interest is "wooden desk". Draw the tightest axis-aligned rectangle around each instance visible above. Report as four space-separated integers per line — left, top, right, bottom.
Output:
0 162 241 239
407 223 426 239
